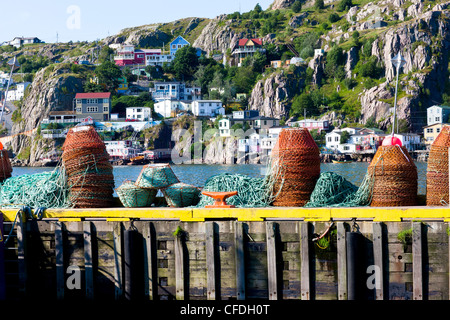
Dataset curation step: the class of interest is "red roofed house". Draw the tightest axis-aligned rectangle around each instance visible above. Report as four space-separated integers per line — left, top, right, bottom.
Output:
114 44 162 66
74 92 112 121
232 38 266 67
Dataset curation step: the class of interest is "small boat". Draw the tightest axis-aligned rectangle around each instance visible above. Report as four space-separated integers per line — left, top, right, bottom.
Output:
332 160 353 164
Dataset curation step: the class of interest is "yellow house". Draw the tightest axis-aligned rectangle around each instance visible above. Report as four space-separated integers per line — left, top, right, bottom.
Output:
423 123 449 145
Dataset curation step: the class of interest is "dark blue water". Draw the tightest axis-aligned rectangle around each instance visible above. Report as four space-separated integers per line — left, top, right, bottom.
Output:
11 161 428 195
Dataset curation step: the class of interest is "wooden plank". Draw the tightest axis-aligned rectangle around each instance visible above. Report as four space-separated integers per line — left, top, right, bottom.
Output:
413 221 423 300
16 211 27 297
55 221 64 300
205 222 216 300
300 222 310 300
337 222 347 300
235 221 246 300
175 232 185 300
113 222 123 300
373 222 384 300
266 221 278 300
143 222 157 300
83 221 94 300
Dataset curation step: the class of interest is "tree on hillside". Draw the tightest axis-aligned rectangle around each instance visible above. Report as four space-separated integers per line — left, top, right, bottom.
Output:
98 46 114 64
292 0 302 13
315 0 325 10
337 0 353 12
340 130 350 144
94 60 122 92
171 46 199 81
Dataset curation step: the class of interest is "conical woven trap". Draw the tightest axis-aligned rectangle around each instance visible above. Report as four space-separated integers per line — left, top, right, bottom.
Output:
270 128 321 207
368 144 417 207
426 125 450 205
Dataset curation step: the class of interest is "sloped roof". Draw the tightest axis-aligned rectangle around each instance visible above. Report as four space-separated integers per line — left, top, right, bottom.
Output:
75 92 111 99
238 38 263 46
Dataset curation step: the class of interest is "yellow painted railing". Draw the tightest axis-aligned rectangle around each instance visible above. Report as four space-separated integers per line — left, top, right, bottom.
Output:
2 206 450 222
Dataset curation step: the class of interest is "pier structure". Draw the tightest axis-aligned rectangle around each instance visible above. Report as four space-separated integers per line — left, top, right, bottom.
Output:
1 206 450 300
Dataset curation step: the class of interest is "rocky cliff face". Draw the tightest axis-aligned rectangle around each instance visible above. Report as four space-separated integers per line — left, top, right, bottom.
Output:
360 8 450 131
9 64 84 166
248 70 304 119
193 16 242 56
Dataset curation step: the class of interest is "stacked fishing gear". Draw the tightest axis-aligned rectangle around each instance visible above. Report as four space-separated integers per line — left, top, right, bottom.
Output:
62 125 115 208
367 144 417 207
270 128 321 207
195 172 278 208
117 163 200 208
426 125 450 206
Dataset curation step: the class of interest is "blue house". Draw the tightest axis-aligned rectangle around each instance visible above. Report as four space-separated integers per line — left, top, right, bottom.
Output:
170 36 190 56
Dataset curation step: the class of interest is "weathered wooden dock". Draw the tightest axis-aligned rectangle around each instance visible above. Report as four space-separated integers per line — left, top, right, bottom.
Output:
1 206 450 301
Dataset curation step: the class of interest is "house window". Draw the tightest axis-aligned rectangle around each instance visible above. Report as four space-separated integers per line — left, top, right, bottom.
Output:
327 137 332 142
436 117 440 122
87 106 98 113
264 120 267 125
427 128 433 133
103 106 109 112
200 109 205 114
87 99 97 104
76 107 82 113
76 99 82 104
437 128 441 133
178 44 182 48
172 45 176 49
335 137 339 142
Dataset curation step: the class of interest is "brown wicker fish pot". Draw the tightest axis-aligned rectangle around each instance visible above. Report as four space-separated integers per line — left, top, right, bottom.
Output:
0 149 12 183
62 125 115 208
426 125 450 206
368 145 417 207
271 128 321 207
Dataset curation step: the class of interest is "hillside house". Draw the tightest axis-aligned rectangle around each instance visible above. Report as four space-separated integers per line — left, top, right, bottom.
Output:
424 123 448 145
191 100 224 117
114 44 161 66
289 119 330 133
74 92 111 121
126 107 152 121
232 38 266 67
4 37 43 48
154 99 191 118
427 105 450 126
150 82 201 102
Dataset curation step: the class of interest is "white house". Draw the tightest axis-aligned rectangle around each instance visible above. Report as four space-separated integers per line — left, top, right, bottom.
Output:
126 107 152 121
150 81 201 102
154 100 191 118
4 37 43 48
394 133 421 152
427 105 450 126
191 100 224 117
325 127 362 151
6 82 31 101
105 140 142 160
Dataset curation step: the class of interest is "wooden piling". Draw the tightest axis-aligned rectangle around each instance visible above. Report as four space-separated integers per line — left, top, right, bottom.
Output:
55 221 64 300
266 221 278 300
142 222 156 300
206 222 216 300
113 222 123 300
373 222 384 300
83 221 94 300
337 222 347 300
300 222 310 300
234 221 245 300
174 229 185 300
413 221 423 300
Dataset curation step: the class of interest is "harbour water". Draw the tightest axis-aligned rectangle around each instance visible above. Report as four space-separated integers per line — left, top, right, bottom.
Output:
11 161 428 196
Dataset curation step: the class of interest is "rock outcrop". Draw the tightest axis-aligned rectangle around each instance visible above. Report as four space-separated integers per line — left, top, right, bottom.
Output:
9 64 85 166
271 0 296 10
248 71 304 119
360 9 450 132
193 16 241 56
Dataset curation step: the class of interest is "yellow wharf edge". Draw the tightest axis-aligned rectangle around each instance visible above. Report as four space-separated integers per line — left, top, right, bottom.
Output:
2 206 450 222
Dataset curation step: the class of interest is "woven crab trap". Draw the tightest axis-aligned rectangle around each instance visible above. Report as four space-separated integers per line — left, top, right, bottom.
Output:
161 182 201 207
116 180 158 208
270 128 321 207
62 125 114 208
368 144 417 207
0 149 12 183
135 163 179 189
426 125 450 205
